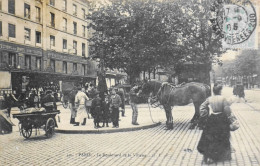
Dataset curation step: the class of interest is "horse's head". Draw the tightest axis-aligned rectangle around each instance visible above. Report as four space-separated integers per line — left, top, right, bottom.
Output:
140 80 152 96
139 79 162 97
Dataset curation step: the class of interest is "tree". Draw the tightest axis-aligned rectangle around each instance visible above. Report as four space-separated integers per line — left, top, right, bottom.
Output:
234 50 258 76
87 0 224 84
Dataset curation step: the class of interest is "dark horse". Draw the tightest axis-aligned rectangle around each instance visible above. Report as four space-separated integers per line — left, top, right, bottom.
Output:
140 80 211 129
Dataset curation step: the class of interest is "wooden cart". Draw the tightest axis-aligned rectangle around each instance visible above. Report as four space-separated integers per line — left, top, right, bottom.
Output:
13 111 60 139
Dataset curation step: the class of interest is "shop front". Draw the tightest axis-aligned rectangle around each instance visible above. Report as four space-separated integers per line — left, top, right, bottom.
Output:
0 41 97 100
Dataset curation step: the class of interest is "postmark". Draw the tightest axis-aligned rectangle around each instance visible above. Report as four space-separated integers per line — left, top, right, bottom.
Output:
210 0 258 49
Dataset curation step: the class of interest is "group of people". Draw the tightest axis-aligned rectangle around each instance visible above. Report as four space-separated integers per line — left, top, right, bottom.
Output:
3 88 58 116
69 86 126 128
68 83 143 129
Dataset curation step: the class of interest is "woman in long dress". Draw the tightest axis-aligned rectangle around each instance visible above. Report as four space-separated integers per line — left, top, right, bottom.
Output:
197 84 232 164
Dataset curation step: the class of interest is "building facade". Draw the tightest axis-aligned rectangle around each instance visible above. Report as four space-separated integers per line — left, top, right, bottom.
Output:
0 0 97 96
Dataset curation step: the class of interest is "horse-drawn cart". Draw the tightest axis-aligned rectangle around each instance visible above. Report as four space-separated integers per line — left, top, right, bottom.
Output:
13 110 60 139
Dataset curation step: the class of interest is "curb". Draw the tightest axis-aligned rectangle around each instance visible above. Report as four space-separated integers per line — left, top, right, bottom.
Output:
55 122 161 134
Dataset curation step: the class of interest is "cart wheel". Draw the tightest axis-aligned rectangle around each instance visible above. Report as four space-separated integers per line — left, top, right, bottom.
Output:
45 118 55 138
21 124 32 139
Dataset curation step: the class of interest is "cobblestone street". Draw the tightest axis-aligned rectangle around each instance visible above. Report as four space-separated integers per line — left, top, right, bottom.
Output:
1 87 260 166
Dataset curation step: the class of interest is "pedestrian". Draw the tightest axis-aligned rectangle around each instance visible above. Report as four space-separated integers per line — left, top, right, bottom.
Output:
74 87 89 126
129 84 141 125
102 93 110 127
116 87 126 117
41 90 57 112
197 83 232 164
91 91 103 128
68 88 77 124
110 88 122 128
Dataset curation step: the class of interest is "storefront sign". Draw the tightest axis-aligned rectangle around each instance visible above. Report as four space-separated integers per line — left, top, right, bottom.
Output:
47 51 88 64
0 41 42 56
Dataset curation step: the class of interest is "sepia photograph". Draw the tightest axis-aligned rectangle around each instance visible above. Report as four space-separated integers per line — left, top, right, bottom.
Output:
0 0 259 165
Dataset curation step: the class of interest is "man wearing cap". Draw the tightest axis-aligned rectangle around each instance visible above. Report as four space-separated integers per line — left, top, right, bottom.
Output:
110 88 122 128
129 85 141 125
74 87 89 126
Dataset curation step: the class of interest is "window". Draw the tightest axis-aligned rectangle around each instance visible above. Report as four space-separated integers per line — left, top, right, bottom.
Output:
24 3 30 19
8 0 15 14
0 21 2 36
62 18 67 31
73 22 77 35
50 59 55 71
82 64 85 75
25 55 31 69
63 61 67 74
50 0 55 6
50 12 55 27
8 23 16 38
62 0 67 11
82 8 85 19
36 57 41 70
82 43 85 57
63 39 67 49
82 25 86 37
36 31 41 43
73 63 77 71
73 4 77 16
73 41 77 54
36 7 41 22
50 35 55 47
0 0 2 11
8 53 16 67
24 28 31 41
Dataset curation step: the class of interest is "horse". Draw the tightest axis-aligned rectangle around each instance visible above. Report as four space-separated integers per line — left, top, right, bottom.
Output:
140 80 211 129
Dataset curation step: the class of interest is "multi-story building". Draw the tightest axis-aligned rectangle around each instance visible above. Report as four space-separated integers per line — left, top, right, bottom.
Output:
0 0 97 96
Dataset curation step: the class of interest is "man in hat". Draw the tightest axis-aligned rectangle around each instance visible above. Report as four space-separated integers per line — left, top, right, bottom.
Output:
74 87 89 126
129 84 142 125
110 88 122 128
91 91 103 128
41 89 57 112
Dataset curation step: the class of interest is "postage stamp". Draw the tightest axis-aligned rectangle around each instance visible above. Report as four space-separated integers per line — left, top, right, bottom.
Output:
211 0 258 49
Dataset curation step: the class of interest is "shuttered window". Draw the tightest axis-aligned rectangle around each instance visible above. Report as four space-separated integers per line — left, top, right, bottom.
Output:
8 23 16 38
8 0 15 14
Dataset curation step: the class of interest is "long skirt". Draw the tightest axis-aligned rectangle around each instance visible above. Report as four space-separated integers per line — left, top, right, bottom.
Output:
197 113 231 162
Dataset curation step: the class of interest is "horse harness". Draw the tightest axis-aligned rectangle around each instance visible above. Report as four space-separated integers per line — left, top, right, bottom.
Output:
149 82 186 108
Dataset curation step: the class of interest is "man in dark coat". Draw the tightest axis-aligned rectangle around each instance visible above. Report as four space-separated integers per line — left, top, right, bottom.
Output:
91 92 103 128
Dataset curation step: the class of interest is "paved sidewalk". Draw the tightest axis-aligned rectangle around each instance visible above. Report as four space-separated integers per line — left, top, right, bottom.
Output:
55 103 163 133
10 103 164 134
